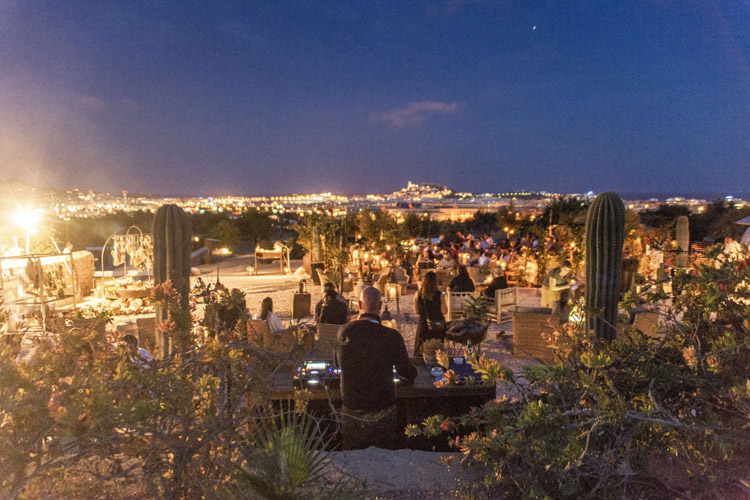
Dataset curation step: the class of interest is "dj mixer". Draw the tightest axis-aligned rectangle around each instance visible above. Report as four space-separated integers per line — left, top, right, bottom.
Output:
294 361 407 388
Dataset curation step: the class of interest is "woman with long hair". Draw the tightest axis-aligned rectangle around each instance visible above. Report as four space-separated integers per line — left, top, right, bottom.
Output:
255 296 284 333
413 270 447 355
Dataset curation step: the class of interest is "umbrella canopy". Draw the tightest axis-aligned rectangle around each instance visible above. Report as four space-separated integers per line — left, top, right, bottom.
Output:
736 216 750 225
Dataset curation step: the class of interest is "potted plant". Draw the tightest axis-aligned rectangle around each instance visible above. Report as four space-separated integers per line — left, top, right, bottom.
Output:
445 296 490 347
420 338 444 367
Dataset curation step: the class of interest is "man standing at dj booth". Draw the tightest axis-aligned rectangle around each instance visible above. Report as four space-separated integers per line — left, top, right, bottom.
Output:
336 286 417 450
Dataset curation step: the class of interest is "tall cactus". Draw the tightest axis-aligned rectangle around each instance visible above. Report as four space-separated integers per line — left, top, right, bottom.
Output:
676 215 689 269
313 225 322 262
585 192 625 342
152 204 192 357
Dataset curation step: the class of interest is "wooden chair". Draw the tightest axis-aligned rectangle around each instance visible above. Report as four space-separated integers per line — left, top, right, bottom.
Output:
497 287 519 324
247 319 297 373
310 323 341 360
392 267 410 293
315 268 329 291
247 319 271 348
373 266 392 294
512 307 557 364
486 287 519 324
445 291 476 321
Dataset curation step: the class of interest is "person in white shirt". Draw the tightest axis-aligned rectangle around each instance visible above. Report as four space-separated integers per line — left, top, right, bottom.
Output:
123 334 154 366
477 250 492 267
437 252 455 269
255 296 284 333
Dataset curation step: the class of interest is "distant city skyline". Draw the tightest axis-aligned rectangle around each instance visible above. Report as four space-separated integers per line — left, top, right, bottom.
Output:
1 2 748 196
1 176 747 204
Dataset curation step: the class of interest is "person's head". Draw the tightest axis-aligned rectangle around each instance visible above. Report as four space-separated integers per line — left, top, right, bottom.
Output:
359 286 382 315
492 266 504 279
324 288 337 302
558 289 571 305
123 333 138 350
561 260 572 273
420 270 439 298
260 297 273 320
323 282 336 293
457 265 470 279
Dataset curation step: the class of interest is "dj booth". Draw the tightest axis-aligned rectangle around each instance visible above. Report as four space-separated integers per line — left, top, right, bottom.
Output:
271 358 496 450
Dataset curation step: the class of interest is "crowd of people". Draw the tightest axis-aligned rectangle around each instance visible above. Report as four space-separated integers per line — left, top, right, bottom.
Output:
349 230 575 290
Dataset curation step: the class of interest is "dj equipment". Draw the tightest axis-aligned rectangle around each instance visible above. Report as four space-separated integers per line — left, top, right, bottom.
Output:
294 361 407 388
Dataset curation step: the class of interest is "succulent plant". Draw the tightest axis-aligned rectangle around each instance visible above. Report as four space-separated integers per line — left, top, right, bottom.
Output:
152 204 192 357
676 215 689 269
585 192 625 341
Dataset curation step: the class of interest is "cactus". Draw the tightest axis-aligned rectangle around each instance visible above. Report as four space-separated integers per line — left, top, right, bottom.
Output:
676 215 689 269
585 192 625 342
152 204 192 357
313 225 322 262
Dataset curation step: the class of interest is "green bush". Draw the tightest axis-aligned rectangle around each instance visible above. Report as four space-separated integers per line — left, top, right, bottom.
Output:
0 282 358 499
409 247 750 499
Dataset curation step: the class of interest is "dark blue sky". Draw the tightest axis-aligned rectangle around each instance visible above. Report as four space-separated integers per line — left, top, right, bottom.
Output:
1 1 748 196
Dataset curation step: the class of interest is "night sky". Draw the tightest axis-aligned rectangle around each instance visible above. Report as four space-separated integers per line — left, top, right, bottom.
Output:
1 1 748 197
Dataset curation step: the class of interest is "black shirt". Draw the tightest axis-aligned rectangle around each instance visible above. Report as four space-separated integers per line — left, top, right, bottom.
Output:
337 313 417 412
319 299 349 325
484 276 509 298
447 274 475 292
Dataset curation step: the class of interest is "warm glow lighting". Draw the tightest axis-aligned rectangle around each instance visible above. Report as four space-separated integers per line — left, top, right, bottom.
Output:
14 210 39 228
388 285 398 299
14 210 39 254
193 236 200 242
220 247 230 254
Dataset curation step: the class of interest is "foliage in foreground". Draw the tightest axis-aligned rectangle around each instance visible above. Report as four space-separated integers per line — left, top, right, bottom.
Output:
0 284 360 499
408 247 750 499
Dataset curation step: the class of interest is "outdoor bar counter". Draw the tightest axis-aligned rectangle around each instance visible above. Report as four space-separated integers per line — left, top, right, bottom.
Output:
270 359 496 449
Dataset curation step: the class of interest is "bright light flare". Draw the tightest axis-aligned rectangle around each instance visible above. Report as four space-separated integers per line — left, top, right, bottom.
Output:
14 210 39 229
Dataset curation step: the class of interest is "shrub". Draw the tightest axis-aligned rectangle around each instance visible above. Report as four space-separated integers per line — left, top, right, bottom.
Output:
408 247 750 499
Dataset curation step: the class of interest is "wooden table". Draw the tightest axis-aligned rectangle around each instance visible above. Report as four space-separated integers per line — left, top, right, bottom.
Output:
254 246 288 275
270 360 496 450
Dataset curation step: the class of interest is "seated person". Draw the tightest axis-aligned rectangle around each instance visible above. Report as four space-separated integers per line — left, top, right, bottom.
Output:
477 250 492 267
542 260 573 290
416 248 435 270
484 266 509 298
123 333 154 365
523 254 539 285
318 288 350 325
337 287 417 450
447 265 475 293
437 252 455 269
551 289 573 324
314 282 346 322
255 296 284 333
398 259 413 282
449 242 460 261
